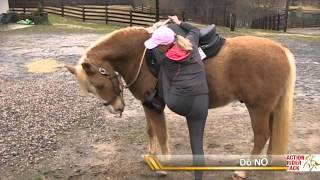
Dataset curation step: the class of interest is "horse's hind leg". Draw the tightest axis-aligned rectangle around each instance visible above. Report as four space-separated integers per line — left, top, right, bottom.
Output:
248 106 272 155
143 106 170 156
267 113 274 154
234 106 272 180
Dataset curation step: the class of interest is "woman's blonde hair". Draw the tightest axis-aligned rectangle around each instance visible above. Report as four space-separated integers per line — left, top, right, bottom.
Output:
176 35 193 51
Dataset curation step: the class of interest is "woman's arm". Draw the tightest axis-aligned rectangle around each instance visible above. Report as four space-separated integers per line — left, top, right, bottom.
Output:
168 15 200 48
179 22 200 47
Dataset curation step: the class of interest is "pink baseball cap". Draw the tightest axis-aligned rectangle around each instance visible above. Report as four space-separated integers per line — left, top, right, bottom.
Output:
144 26 175 49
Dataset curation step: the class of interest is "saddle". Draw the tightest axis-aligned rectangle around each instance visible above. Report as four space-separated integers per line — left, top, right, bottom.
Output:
199 24 225 59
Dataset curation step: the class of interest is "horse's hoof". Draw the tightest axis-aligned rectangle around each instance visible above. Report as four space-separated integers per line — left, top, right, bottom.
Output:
232 171 246 180
156 170 168 177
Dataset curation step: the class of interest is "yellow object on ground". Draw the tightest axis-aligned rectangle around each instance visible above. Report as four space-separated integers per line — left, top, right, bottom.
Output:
25 59 64 73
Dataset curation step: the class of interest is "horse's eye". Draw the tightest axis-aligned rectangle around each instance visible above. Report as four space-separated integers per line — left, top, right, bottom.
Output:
99 67 109 75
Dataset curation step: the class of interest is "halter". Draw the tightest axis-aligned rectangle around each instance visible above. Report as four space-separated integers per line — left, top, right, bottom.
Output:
97 48 147 117
98 68 124 113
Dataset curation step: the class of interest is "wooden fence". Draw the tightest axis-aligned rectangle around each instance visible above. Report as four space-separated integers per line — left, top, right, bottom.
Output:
9 2 158 27
251 13 286 30
289 10 320 28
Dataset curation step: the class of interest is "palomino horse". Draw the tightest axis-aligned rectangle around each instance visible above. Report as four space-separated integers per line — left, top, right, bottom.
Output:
66 25 295 179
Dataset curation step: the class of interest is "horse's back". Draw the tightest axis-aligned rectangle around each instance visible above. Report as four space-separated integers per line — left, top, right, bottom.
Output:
205 36 292 109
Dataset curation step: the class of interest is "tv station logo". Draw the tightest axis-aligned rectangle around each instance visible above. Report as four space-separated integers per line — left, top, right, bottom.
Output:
287 154 320 172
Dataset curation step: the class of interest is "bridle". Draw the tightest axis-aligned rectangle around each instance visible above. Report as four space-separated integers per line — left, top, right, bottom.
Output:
97 48 147 117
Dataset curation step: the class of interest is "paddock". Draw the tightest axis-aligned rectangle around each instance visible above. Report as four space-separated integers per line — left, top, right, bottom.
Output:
0 25 319 179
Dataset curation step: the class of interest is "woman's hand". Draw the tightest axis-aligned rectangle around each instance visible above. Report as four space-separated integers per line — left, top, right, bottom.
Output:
168 15 181 25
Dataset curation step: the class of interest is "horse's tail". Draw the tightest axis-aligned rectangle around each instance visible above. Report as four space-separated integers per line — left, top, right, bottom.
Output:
271 48 296 154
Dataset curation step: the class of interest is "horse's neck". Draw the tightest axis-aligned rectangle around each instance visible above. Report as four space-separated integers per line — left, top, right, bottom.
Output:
98 29 155 99
109 34 147 86
110 48 144 82
112 48 158 100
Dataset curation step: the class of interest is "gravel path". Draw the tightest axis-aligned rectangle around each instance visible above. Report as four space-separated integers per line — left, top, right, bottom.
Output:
0 28 319 180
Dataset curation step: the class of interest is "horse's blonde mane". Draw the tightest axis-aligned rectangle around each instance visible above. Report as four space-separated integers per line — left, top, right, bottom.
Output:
85 26 147 56
78 21 169 66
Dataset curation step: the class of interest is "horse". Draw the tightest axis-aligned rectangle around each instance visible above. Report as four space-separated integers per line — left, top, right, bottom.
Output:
65 25 296 179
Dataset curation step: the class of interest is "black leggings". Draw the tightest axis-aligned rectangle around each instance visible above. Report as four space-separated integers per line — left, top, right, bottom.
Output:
166 94 209 180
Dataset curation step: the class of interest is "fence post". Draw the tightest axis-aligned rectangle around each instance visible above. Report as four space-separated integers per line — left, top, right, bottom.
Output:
141 3 144 13
272 15 276 30
212 8 216 24
264 16 267 29
302 12 305 28
284 0 289 32
105 6 108 24
155 0 159 22
61 0 64 17
230 13 236 31
223 4 227 26
269 16 272 30
182 11 185 22
129 9 132 27
266 16 269 29
277 13 280 31
82 6 85 22
23 0 26 14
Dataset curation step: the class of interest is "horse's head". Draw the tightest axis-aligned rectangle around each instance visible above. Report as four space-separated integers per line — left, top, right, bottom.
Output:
66 60 125 115
66 26 152 116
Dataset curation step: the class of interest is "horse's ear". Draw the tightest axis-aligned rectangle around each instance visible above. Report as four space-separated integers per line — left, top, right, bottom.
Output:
65 64 76 74
81 62 95 75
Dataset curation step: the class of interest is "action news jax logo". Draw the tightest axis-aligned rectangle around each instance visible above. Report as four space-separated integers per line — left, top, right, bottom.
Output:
287 154 320 172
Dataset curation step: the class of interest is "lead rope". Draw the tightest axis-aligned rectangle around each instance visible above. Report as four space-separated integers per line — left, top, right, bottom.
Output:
116 48 146 118
124 48 147 88
124 18 171 89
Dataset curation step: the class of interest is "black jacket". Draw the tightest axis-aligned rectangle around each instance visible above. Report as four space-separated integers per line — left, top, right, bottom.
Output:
153 22 209 101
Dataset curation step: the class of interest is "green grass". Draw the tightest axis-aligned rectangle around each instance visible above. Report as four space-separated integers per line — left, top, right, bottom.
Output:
48 14 121 32
3 14 122 34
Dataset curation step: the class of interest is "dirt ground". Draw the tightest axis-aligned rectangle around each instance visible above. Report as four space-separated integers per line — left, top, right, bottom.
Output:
0 26 319 180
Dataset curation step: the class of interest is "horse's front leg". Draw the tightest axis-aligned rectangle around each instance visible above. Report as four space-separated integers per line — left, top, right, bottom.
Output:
142 105 170 156
143 105 170 176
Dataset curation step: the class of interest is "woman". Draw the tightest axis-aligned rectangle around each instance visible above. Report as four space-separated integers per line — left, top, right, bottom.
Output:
144 16 209 180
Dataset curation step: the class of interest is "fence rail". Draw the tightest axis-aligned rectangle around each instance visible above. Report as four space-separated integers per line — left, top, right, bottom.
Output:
289 11 320 28
9 2 157 27
251 13 286 30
